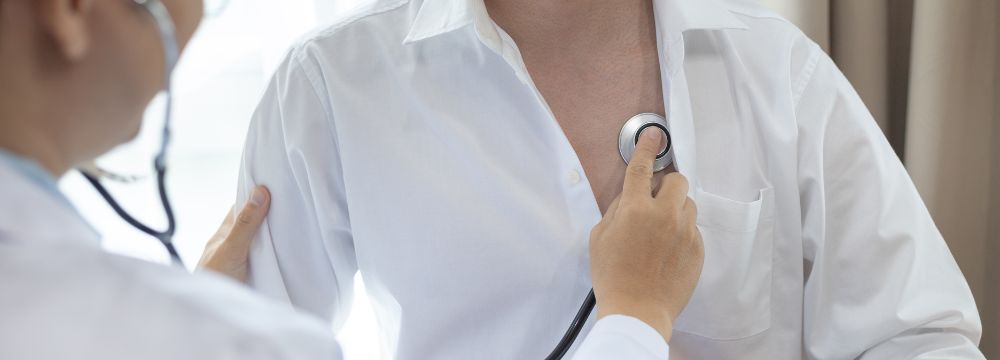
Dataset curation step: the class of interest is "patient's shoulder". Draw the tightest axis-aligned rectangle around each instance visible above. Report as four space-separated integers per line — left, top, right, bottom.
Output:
710 0 824 79
717 0 808 35
284 0 417 64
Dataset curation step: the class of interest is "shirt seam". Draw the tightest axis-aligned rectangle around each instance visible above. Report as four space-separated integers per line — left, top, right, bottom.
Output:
286 52 357 325
290 53 336 124
792 42 823 108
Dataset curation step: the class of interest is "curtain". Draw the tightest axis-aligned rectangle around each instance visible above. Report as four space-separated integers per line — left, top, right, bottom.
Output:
756 0 999 355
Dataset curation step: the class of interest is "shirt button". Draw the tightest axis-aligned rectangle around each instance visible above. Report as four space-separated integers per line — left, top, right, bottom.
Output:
567 169 582 185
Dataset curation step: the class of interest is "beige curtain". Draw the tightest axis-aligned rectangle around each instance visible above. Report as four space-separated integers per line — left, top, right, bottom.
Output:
757 0 999 355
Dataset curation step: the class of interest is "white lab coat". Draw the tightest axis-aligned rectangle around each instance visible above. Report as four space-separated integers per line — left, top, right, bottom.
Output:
235 0 984 359
0 154 342 359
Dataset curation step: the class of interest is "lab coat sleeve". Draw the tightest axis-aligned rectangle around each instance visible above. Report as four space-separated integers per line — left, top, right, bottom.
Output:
571 315 669 360
795 43 984 359
236 47 358 333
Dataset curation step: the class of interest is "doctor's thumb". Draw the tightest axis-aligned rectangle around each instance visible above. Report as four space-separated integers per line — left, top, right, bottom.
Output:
237 187 271 227
231 187 271 245
198 186 271 282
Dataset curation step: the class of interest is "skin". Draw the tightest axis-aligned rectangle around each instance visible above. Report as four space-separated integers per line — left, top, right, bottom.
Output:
0 0 203 176
199 186 271 283
485 0 669 214
589 129 703 342
484 0 704 340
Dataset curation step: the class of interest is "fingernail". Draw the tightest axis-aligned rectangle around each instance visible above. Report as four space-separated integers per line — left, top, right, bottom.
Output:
643 127 662 142
250 188 266 206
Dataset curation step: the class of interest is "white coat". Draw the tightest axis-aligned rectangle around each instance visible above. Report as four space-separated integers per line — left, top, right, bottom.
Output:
0 152 342 359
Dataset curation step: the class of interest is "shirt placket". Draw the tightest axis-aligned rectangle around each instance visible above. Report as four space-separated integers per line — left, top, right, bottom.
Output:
476 17 602 272
485 29 606 352
653 1 700 198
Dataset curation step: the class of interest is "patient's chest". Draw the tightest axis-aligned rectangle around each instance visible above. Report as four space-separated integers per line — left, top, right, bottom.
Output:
328 29 789 356
522 47 670 214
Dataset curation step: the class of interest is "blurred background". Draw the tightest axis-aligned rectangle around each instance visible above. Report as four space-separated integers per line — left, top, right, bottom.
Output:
59 0 998 358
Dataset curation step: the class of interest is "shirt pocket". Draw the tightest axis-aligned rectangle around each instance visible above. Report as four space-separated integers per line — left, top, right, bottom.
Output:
672 187 775 340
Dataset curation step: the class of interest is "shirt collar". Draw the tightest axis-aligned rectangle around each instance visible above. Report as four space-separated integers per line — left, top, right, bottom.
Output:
0 149 100 246
0 149 67 206
403 0 749 45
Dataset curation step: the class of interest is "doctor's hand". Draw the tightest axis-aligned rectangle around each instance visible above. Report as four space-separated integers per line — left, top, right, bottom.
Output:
589 128 704 343
198 186 271 283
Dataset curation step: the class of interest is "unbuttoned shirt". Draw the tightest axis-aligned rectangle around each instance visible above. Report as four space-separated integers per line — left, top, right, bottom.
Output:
236 0 985 358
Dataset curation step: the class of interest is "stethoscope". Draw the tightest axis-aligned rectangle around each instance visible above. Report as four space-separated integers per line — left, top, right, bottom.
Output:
546 113 672 359
76 1 675 357
79 0 184 267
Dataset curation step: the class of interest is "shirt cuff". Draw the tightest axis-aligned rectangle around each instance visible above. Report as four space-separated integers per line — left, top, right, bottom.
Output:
572 315 669 359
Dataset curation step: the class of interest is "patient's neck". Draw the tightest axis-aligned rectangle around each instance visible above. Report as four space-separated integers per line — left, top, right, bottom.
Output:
484 0 656 54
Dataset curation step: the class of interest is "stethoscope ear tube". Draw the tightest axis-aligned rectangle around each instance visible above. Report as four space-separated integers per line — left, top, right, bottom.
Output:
80 166 182 266
77 0 184 267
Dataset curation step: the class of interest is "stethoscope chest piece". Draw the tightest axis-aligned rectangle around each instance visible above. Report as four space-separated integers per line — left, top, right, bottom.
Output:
618 113 672 172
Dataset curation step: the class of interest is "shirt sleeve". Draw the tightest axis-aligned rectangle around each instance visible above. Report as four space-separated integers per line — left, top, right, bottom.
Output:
236 46 358 332
571 315 669 360
794 42 984 359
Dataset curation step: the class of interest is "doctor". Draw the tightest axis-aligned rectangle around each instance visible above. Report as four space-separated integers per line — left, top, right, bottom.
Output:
0 0 702 359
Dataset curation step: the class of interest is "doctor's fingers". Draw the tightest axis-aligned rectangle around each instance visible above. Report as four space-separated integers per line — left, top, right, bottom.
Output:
198 186 270 281
654 172 690 210
622 128 664 202
228 186 271 247
600 194 624 224
683 197 699 229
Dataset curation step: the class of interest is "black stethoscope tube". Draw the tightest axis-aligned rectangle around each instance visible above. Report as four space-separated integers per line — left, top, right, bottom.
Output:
545 289 597 359
81 158 183 267
79 0 184 267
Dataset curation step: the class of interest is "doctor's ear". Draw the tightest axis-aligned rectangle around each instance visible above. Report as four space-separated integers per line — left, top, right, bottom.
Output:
36 0 96 61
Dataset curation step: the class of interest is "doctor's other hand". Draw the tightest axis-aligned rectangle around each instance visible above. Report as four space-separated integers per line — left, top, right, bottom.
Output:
198 186 271 283
589 128 704 343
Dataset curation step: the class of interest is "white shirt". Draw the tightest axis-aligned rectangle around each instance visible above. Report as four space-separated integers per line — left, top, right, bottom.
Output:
237 0 985 358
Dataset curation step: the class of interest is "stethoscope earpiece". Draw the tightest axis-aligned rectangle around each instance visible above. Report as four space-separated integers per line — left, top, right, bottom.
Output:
618 113 673 172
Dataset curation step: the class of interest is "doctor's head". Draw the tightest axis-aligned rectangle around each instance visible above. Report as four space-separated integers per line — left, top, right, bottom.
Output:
0 0 203 175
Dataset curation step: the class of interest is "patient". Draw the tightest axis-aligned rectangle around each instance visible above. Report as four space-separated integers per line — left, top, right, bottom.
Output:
234 0 984 358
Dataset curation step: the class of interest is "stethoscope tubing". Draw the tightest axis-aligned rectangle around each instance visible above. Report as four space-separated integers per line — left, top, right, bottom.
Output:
79 0 184 267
